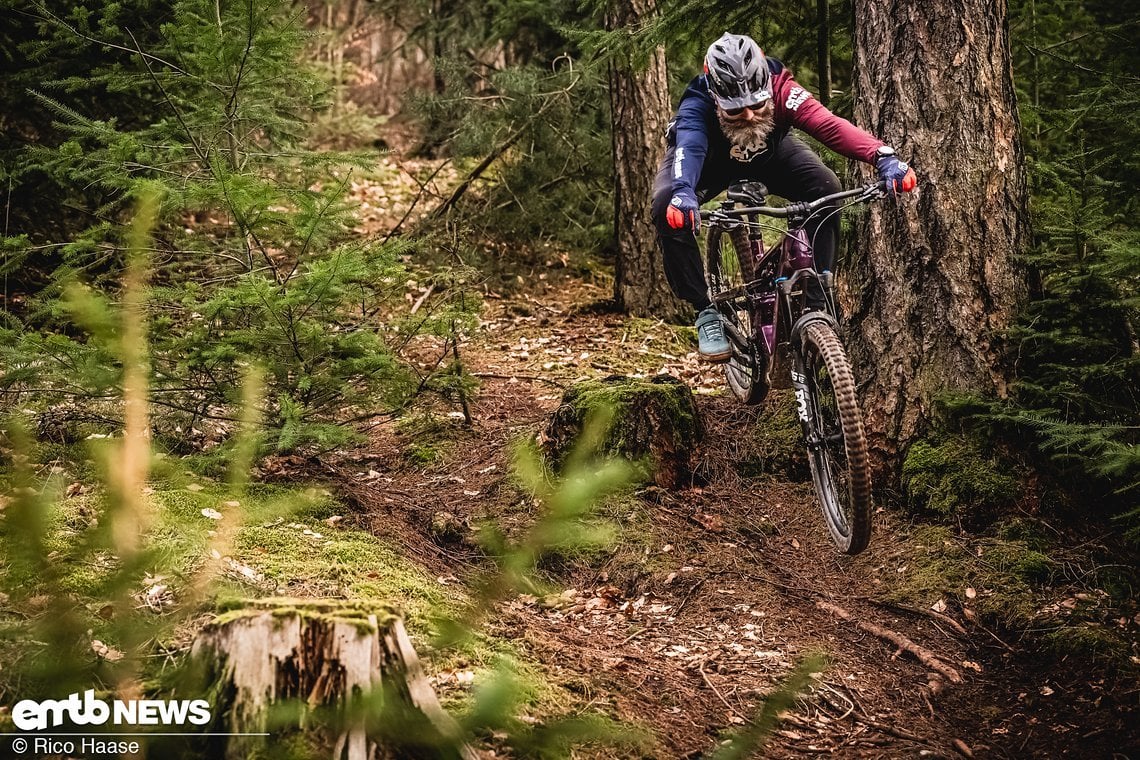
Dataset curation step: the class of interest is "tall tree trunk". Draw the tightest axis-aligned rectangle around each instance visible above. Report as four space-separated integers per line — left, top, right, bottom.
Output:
817 0 832 107
608 0 685 318
848 0 1029 477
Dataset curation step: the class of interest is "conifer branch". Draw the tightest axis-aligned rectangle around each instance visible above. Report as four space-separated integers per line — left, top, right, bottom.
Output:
283 171 355 285
127 29 211 168
31 3 196 81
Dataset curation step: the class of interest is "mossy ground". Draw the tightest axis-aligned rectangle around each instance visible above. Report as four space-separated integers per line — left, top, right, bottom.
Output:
0 443 572 722
875 523 1138 668
901 433 1022 525
395 411 467 466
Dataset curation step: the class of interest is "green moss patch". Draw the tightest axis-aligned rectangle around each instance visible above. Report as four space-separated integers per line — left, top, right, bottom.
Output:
901 435 1021 525
395 412 467 467
735 390 809 480
877 523 1138 669
877 525 1043 630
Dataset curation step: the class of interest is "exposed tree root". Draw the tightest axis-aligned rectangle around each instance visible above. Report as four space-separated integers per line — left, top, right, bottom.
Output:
815 600 963 684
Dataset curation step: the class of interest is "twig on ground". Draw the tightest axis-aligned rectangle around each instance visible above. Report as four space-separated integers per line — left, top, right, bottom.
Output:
619 628 646 646
697 657 739 719
976 622 1017 651
409 283 436 315
815 600 963 684
673 578 705 617
852 711 931 744
866 599 969 637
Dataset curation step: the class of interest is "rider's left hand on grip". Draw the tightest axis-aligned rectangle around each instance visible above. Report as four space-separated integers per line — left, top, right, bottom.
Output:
895 166 917 193
667 193 700 231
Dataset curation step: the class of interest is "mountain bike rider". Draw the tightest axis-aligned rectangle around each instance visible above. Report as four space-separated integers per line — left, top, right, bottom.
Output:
652 32 917 362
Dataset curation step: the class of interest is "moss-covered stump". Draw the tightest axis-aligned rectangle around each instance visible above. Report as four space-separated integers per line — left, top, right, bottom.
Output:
542 375 702 489
190 598 472 760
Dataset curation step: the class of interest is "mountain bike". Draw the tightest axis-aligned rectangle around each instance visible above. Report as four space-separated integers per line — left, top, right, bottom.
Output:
700 180 887 555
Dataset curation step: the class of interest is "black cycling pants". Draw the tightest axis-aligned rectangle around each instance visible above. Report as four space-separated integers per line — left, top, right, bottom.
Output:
651 136 841 311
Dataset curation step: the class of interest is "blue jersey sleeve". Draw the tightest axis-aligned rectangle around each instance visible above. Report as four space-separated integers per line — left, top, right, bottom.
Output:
671 92 711 197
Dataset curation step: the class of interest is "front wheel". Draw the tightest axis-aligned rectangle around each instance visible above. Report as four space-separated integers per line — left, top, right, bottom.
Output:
796 321 872 554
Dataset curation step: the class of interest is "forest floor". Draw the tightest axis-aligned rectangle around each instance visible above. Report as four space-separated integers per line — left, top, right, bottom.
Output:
319 159 1139 758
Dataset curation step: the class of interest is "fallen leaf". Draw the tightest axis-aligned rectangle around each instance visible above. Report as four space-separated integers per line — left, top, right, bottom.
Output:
695 513 725 533
965 587 977 599
1039 685 1054 696
91 640 124 661
931 599 948 613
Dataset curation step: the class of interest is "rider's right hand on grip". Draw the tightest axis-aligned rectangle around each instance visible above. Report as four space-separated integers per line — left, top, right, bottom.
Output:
667 193 700 232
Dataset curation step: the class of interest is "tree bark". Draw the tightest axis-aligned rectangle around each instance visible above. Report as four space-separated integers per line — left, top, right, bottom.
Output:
607 0 686 318
542 375 703 490
848 0 1029 477
817 0 832 107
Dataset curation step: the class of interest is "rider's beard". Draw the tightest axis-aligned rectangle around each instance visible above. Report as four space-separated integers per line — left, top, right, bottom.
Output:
718 102 776 159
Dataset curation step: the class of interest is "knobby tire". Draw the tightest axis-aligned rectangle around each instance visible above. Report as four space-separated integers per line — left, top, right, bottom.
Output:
800 321 872 554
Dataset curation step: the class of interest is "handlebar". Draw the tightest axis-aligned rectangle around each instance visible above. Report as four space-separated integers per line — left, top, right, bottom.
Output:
699 180 888 222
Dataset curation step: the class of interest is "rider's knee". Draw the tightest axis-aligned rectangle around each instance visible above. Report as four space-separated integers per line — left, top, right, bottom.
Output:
816 167 841 197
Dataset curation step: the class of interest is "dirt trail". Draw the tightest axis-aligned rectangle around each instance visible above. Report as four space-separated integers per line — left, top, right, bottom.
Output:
328 266 1137 759
330 165 1138 758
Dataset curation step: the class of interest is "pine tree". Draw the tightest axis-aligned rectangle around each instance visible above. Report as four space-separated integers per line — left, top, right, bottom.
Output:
1 0 416 450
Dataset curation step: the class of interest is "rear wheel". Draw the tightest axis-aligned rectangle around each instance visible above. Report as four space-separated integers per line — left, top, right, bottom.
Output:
706 226 767 404
799 321 871 554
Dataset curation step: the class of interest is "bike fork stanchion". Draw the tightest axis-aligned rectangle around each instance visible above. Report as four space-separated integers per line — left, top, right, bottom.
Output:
789 313 834 447
790 365 816 445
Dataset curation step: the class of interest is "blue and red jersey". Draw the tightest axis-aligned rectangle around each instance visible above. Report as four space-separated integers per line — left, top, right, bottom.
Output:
667 56 885 197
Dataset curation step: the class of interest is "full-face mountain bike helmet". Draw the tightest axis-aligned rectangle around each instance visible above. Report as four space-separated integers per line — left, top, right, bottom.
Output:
703 32 772 113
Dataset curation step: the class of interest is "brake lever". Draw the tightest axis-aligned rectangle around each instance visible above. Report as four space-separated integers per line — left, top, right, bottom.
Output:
706 211 747 230
858 184 887 203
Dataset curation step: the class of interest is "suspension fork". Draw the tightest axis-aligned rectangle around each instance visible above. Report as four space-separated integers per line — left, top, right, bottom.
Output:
788 312 839 447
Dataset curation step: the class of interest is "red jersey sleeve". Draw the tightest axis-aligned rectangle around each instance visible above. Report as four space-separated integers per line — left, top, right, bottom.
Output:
772 70 884 163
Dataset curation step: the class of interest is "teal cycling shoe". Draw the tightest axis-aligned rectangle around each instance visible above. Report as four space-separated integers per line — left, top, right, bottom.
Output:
695 306 731 363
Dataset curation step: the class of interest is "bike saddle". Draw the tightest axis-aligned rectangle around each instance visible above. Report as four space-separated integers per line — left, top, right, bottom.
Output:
726 182 768 205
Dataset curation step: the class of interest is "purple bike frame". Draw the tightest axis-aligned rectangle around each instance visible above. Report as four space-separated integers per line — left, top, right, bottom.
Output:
745 226 814 358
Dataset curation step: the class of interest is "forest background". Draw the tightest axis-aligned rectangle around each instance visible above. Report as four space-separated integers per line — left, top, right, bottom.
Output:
0 0 1137 757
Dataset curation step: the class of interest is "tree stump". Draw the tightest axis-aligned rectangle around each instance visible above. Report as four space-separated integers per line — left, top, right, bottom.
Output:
541 375 702 489
190 599 472 760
